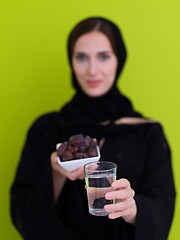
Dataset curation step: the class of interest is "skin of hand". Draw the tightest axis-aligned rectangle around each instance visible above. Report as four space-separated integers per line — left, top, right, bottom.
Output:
51 152 85 181
104 178 137 224
51 152 137 224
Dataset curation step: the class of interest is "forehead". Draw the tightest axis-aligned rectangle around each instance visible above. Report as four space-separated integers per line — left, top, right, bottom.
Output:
73 31 113 53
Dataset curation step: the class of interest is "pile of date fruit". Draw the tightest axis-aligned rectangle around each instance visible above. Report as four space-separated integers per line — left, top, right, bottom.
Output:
57 134 98 161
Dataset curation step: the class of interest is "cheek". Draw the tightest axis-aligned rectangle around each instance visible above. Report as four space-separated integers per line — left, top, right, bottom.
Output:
104 63 117 79
73 63 86 78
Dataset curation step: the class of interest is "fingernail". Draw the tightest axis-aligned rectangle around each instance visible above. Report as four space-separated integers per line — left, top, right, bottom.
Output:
105 193 112 199
104 205 110 211
104 205 108 211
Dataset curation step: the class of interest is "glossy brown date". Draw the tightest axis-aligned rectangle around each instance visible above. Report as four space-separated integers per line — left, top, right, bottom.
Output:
57 134 98 161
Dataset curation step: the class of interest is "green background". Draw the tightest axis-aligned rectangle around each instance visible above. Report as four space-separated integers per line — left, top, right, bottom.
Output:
0 0 179 239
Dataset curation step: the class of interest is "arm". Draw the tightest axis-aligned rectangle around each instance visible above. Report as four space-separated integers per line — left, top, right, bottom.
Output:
51 152 84 202
10 117 83 240
134 124 176 239
104 123 176 239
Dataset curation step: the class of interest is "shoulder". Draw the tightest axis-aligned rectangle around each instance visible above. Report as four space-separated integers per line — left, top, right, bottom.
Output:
114 117 168 143
132 119 171 154
114 117 164 132
27 111 60 138
29 111 59 128
120 117 172 157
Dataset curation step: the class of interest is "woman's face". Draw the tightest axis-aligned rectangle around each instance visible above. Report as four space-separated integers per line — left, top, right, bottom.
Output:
72 31 118 97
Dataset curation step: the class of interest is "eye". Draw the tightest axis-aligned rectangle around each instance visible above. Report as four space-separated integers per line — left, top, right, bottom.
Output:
75 54 87 62
99 54 110 61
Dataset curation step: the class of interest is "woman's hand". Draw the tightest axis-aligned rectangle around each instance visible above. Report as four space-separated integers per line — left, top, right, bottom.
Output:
51 151 85 201
51 151 85 181
104 178 137 225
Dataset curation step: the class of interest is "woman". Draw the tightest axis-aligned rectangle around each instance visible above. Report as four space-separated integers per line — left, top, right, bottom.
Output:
10 17 176 240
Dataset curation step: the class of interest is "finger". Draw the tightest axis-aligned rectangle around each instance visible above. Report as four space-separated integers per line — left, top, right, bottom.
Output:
51 153 64 174
51 153 72 176
51 152 58 163
105 199 137 221
78 166 85 179
104 198 135 212
84 163 99 171
105 188 134 200
108 210 122 219
107 206 135 220
79 174 85 180
112 178 130 189
67 166 84 181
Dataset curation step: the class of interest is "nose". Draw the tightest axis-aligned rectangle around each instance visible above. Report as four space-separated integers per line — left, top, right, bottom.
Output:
88 59 98 76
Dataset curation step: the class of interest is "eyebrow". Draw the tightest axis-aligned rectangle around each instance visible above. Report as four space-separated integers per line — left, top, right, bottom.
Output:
98 51 113 55
73 50 113 55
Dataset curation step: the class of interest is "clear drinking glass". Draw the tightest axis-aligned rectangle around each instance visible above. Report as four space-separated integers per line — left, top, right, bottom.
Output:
84 161 117 216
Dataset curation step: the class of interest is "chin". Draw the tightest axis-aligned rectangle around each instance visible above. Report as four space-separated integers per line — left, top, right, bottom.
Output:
85 90 108 98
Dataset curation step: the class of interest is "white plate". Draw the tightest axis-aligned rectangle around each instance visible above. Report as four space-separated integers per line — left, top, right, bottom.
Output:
56 142 100 171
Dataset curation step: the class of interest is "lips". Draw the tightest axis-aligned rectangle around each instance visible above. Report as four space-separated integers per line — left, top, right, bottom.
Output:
86 80 101 87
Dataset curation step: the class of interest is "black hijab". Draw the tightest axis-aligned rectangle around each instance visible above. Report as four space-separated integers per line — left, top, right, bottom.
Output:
56 17 142 141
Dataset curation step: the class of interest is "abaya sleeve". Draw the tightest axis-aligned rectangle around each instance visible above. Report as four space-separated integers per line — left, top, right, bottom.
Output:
134 124 176 240
10 115 81 240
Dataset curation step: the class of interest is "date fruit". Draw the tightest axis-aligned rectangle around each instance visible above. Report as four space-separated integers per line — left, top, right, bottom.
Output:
57 134 98 161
